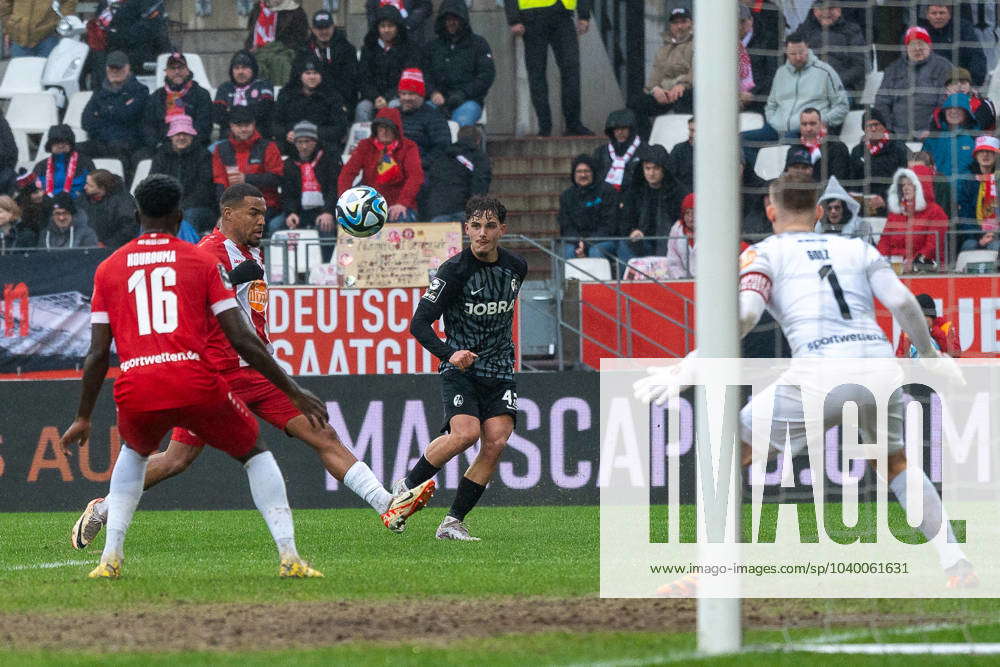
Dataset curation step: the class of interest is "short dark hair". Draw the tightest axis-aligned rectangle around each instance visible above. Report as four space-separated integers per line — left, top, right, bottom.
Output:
134 175 183 218
785 31 808 46
88 168 119 193
220 183 265 210
465 195 507 225
457 125 481 146
800 107 822 121
769 171 820 214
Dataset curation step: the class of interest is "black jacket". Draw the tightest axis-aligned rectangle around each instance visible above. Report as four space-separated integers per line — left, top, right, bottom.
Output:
365 0 433 41
424 0 496 108
849 139 909 202
743 1 783 113
0 115 16 172
273 82 348 154
669 138 693 197
401 102 453 172
359 5 420 102
805 139 852 183
143 79 213 150
918 15 988 86
623 144 675 252
213 51 275 138
150 140 216 210
76 175 137 249
101 0 170 69
591 109 645 203
559 155 617 241
81 75 149 146
796 13 868 96
425 138 492 218
302 31 360 109
281 146 342 215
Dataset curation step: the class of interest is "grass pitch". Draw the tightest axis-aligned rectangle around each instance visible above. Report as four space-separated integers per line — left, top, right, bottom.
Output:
2 505 999 665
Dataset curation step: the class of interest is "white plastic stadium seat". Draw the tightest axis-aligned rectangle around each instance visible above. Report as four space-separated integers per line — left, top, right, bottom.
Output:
477 107 488 125
0 57 46 99
955 249 998 273
64 91 93 134
154 52 212 90
342 122 371 164
5 93 59 134
564 258 612 282
839 110 866 151
739 112 764 132
860 70 883 106
906 141 923 153
987 61 1000 109
862 217 887 244
649 113 692 150
131 159 152 194
93 158 125 179
272 85 281 99
268 230 322 285
12 130 31 166
753 145 789 180
448 120 459 143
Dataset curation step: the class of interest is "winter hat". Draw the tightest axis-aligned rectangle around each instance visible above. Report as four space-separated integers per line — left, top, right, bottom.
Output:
166 51 188 67
293 121 319 141
570 153 597 184
51 192 76 215
915 294 938 318
166 114 197 137
974 136 1000 154
312 9 334 28
45 124 76 152
669 8 692 22
947 67 972 84
229 106 255 124
681 192 695 212
903 26 931 45
785 145 813 168
231 51 255 70
398 68 425 96
862 106 888 129
106 51 129 68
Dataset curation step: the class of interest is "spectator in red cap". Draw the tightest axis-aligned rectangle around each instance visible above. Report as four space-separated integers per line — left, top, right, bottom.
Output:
142 52 213 152
874 26 953 139
397 68 452 175
957 135 1000 252
665 192 696 278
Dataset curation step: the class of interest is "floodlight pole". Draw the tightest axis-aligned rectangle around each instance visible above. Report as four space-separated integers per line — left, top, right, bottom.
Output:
693 0 742 655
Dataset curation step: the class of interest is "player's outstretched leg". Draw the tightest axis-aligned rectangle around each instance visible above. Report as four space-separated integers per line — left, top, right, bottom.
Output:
883 452 976 588
73 441 203 549
242 448 322 578
90 446 149 579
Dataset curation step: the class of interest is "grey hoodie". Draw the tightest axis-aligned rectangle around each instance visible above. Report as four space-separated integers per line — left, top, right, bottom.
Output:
38 214 99 249
815 176 872 242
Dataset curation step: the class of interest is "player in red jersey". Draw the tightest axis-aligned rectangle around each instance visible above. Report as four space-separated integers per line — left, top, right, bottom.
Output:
60 175 328 579
71 184 430 551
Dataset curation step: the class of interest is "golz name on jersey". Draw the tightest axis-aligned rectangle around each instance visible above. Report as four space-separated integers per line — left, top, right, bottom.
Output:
463 299 516 316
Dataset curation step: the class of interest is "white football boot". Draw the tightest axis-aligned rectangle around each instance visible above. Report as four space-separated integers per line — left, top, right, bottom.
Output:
435 516 481 541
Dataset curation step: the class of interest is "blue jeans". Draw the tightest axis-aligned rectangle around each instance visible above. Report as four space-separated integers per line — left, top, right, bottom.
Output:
11 35 60 58
450 101 483 127
561 240 619 262
616 238 654 267
961 237 1000 252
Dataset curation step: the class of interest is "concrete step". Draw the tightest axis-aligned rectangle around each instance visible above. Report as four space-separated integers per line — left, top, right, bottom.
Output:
491 174 567 195
502 193 561 212
492 156 572 176
488 136 606 159
504 239 558 281
506 210 559 237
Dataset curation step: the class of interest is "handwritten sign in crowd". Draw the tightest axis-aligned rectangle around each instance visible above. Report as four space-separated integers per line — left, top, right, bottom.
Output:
333 222 463 288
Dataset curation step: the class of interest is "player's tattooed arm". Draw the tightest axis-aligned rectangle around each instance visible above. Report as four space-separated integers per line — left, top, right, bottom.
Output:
60 323 113 452
216 308 329 428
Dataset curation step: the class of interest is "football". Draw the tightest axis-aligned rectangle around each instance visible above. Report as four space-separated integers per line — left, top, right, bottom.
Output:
336 185 388 238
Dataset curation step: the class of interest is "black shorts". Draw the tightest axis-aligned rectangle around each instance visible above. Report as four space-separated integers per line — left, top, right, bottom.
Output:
440 371 518 433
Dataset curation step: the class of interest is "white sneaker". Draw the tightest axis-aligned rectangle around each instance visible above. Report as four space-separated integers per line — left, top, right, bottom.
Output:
436 516 480 541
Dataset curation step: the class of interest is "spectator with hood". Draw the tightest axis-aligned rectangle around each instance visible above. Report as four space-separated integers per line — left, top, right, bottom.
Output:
338 108 423 222
921 92 978 192
849 107 909 216
918 3 987 87
150 115 216 232
878 166 949 269
274 121 342 248
357 4 417 122
37 193 99 248
425 126 492 222
213 50 275 139
245 0 309 86
622 144 675 259
143 52 213 151
558 154 618 263
424 0 496 127
931 67 996 133
591 109 645 210
956 135 1000 252
211 107 285 221
365 0 433 43
273 53 349 155
79 50 149 181
815 175 871 240
665 193 696 279
31 125 95 199
77 168 137 249
302 9 359 117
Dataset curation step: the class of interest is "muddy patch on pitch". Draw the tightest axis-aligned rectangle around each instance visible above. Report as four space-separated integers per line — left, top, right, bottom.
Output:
0 598 958 652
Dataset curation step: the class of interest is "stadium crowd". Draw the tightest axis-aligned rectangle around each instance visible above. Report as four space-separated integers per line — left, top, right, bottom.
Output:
1 0 999 278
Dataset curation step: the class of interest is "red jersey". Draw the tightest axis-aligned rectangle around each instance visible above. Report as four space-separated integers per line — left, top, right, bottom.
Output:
197 230 270 372
90 233 238 410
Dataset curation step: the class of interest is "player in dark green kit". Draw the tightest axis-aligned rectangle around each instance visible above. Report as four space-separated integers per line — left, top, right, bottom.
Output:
385 195 527 540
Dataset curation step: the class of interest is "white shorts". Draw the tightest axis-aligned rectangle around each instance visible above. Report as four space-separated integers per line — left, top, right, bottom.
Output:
738 381 905 457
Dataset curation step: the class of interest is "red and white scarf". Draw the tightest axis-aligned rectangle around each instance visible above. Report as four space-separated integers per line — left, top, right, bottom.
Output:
737 41 754 93
253 2 278 48
379 0 408 18
42 152 79 196
97 0 120 28
165 80 193 119
976 173 998 231
800 128 826 163
867 130 891 156
297 150 325 209
604 135 640 190
232 84 251 106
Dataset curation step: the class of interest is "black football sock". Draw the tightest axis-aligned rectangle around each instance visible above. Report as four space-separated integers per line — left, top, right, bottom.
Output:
448 476 487 522
404 455 440 489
